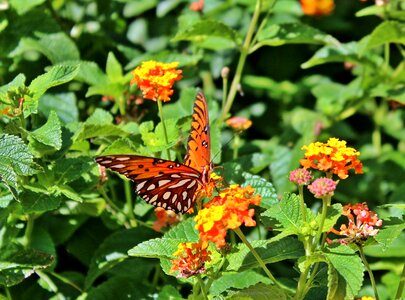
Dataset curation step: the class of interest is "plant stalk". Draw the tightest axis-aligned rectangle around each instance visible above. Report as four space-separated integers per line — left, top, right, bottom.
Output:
157 99 171 160
358 244 380 300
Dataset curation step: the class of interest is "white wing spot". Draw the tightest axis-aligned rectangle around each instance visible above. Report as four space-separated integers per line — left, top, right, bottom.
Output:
177 202 182 212
171 194 178 204
162 203 167 209
149 195 158 204
171 174 181 178
116 157 130 161
163 191 171 200
111 164 125 169
182 191 188 200
136 181 147 192
100 160 112 164
187 198 192 208
158 180 171 187
168 179 191 189
187 180 196 189
147 184 156 191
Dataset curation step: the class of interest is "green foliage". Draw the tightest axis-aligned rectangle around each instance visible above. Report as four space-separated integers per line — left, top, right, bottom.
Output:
0 0 404 299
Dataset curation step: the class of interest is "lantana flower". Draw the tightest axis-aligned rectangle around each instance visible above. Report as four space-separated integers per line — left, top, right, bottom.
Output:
152 207 180 232
190 0 204 11
308 177 337 198
131 60 182 102
329 203 383 245
170 241 211 278
300 0 335 16
194 185 261 248
226 116 252 132
289 168 312 186
300 138 363 179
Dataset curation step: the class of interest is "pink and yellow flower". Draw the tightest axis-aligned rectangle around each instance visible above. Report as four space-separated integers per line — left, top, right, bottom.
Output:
289 168 312 186
131 60 182 102
226 116 252 132
308 177 337 198
170 241 211 278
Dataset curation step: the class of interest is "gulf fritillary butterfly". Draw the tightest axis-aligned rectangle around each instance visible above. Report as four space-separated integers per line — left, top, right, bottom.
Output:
96 92 213 213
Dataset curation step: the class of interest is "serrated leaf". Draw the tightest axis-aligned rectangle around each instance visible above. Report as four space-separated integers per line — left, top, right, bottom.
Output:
29 110 62 150
172 20 240 46
0 74 26 100
53 156 94 184
9 0 45 15
254 23 338 50
86 108 114 125
26 64 79 117
99 137 139 155
325 245 364 299
128 237 182 259
76 61 108 86
374 219 405 249
318 203 343 232
210 270 271 296
85 227 156 289
226 237 304 271
164 218 200 241
20 188 61 213
227 283 287 300
0 244 54 287
242 173 278 208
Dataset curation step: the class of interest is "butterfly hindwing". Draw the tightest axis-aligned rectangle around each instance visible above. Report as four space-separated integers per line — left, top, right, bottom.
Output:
184 92 210 172
95 155 203 213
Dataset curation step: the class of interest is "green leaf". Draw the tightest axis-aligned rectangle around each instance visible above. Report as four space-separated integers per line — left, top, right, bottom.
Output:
0 244 54 287
374 218 405 249
359 21 405 55
325 245 364 299
9 0 45 15
99 137 139 156
0 74 26 100
226 237 304 271
10 32 80 64
127 237 182 259
26 64 79 117
254 23 338 51
164 217 200 241
38 92 79 124
209 270 272 296
317 203 343 232
172 20 240 49
365 232 405 258
86 276 152 299
106 52 123 82
123 0 158 17
237 153 273 174
53 156 94 184
155 285 183 299
227 283 287 300
241 173 278 209
28 110 62 151
0 134 36 198
20 188 61 213
85 227 156 289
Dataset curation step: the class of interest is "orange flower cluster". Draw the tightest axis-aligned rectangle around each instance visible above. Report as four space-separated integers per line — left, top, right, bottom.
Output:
170 241 211 278
300 138 363 179
190 0 204 11
152 207 180 232
300 0 334 16
131 60 182 102
226 116 252 132
194 185 261 248
329 203 382 245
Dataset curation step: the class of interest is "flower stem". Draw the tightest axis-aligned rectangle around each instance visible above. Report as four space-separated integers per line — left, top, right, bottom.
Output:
220 0 262 121
313 196 330 252
298 185 307 221
232 134 241 160
395 263 405 300
358 244 380 300
157 99 171 160
196 274 208 300
23 214 36 248
124 180 137 227
47 271 84 293
233 227 279 286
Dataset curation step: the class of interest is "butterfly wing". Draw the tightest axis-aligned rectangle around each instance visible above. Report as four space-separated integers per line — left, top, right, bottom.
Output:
95 155 203 213
183 92 211 171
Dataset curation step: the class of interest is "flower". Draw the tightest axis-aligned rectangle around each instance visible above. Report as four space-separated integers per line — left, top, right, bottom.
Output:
300 0 335 16
190 0 204 11
131 60 182 102
152 207 180 232
308 177 337 198
289 168 312 186
226 116 252 132
195 185 261 248
356 297 375 300
329 203 383 245
170 241 211 278
300 138 363 179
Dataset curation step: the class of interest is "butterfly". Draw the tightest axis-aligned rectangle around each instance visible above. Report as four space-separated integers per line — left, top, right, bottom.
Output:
96 92 213 213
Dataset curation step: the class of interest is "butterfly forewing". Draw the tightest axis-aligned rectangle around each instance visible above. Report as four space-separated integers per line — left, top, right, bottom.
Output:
95 155 203 213
184 92 211 172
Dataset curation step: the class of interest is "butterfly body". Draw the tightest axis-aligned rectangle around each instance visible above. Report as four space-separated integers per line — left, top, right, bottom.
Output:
96 92 212 213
